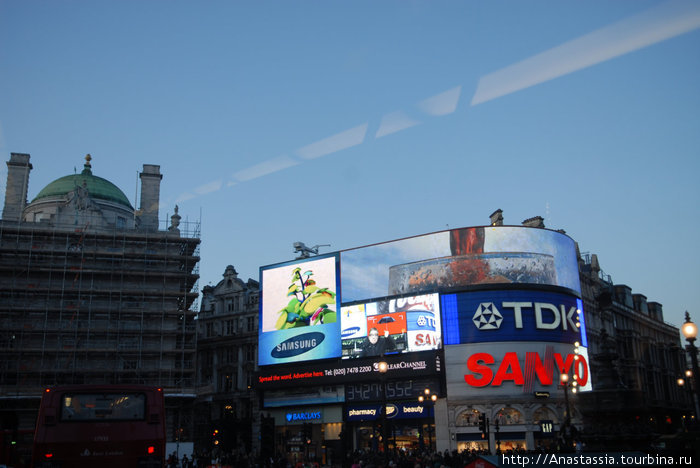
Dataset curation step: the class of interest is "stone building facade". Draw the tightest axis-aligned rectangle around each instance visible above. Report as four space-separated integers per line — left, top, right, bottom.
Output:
195 265 260 457
577 249 690 448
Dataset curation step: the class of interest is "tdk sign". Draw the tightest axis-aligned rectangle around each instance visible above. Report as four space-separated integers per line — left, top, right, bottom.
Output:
443 289 583 345
473 301 578 331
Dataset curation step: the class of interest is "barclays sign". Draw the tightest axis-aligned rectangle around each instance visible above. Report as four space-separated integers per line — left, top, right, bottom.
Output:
286 411 322 422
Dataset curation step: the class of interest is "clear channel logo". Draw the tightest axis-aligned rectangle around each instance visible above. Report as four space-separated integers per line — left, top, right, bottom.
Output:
472 303 503 330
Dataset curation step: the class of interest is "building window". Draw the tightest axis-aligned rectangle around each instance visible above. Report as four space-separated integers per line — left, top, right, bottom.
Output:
246 316 255 332
206 323 213 338
455 409 480 426
533 406 558 424
245 345 255 362
116 216 126 228
226 319 234 335
220 374 233 392
495 407 523 425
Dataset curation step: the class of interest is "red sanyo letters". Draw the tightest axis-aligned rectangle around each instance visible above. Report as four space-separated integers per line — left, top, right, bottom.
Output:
464 351 588 387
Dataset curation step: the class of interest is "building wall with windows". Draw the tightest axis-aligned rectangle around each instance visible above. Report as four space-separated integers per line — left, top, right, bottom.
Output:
195 265 259 455
577 251 690 447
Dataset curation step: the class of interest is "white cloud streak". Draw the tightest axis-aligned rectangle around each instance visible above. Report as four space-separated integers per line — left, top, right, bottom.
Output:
418 86 462 116
471 0 700 106
194 180 222 195
295 123 368 160
375 111 421 138
233 155 299 182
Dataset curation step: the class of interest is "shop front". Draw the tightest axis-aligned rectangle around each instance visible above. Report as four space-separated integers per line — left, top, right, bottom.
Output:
345 401 436 454
264 406 344 466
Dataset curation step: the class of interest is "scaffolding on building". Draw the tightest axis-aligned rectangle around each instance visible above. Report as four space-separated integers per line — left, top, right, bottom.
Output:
0 216 201 397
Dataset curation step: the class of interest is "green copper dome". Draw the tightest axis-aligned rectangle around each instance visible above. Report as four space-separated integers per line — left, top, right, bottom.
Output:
32 155 134 210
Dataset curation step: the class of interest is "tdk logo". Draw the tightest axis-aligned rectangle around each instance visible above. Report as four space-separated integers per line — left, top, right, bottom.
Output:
473 303 503 330
407 310 436 331
271 332 324 358
416 314 435 328
473 302 578 331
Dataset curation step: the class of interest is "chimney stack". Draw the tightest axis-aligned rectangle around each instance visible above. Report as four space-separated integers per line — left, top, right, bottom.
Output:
3 153 33 222
138 164 162 231
522 216 545 228
489 209 503 226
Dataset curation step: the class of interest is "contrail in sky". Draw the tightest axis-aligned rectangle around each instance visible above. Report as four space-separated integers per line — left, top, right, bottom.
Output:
176 0 700 203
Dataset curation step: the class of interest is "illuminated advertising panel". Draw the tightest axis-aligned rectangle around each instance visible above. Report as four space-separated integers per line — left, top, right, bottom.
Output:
340 226 579 302
444 341 592 399
345 402 434 421
256 350 442 389
259 254 341 366
440 290 586 345
340 293 441 359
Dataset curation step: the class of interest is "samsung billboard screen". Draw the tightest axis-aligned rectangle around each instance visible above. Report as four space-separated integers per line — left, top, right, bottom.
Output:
259 254 341 366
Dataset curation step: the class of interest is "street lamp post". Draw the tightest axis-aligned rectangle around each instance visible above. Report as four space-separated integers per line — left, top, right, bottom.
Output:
681 311 700 421
559 371 578 452
418 388 437 451
377 361 389 462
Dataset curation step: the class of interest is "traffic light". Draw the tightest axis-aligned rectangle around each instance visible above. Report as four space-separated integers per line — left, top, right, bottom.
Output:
478 414 489 438
212 428 220 446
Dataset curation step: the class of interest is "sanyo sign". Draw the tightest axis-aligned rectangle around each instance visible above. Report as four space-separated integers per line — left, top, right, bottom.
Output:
464 350 588 387
444 342 593 398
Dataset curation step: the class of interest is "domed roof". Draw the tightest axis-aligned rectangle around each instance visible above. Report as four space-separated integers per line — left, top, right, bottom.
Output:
32 155 134 210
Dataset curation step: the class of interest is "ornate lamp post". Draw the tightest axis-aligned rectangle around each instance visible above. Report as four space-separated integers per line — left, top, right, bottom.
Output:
377 361 389 462
559 371 578 452
681 311 700 420
418 388 437 451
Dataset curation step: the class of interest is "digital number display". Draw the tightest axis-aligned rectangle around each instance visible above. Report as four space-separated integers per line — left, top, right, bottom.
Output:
345 383 382 401
344 379 438 402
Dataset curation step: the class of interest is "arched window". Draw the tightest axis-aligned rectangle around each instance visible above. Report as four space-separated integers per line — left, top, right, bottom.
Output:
456 409 481 427
533 406 558 424
495 407 523 425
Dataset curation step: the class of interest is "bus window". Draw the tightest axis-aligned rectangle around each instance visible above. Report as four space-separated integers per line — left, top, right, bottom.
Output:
61 393 146 421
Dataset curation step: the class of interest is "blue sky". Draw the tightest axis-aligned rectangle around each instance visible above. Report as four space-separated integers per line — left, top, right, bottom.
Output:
1 0 698 331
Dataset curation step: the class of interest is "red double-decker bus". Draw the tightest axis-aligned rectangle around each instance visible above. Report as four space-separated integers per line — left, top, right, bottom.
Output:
32 385 165 468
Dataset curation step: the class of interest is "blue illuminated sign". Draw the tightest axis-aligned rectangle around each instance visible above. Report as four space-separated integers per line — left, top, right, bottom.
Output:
286 411 322 422
440 289 584 345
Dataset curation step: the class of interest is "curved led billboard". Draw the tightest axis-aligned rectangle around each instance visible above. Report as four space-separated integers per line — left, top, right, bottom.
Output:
340 226 579 302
